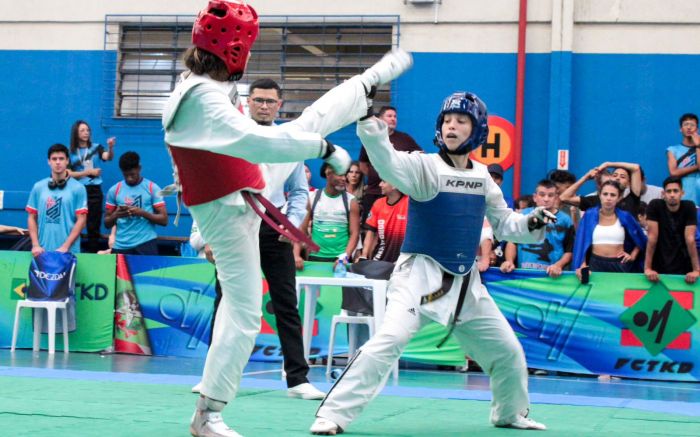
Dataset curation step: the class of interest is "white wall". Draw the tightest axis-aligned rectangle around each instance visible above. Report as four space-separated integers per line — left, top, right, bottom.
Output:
1 0 699 53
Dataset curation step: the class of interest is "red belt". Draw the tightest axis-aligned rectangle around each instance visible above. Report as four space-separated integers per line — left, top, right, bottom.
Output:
241 191 320 253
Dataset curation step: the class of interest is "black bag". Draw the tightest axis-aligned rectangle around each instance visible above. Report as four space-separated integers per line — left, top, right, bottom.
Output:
341 260 395 316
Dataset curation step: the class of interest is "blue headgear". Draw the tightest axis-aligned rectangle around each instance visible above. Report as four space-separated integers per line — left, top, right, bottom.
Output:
434 92 489 155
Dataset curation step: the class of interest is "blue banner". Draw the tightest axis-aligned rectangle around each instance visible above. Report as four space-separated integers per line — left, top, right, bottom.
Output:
484 269 699 381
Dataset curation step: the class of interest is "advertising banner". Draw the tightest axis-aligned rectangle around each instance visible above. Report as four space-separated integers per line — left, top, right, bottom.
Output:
0 251 115 352
4 247 695 381
121 254 216 358
483 269 699 381
123 257 466 365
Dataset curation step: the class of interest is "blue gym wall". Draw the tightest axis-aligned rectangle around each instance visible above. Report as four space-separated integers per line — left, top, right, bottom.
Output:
1 49 699 237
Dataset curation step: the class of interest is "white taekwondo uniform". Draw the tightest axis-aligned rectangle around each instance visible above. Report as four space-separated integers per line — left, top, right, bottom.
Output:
163 72 370 403
316 118 546 429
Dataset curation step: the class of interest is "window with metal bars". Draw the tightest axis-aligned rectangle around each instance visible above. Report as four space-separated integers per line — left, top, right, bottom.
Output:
104 15 399 122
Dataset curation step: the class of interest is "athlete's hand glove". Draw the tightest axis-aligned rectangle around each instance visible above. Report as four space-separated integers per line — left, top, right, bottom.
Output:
321 140 351 175
360 48 413 88
527 207 558 231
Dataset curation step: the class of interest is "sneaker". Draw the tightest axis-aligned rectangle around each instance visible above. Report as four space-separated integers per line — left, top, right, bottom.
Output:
190 397 242 437
496 415 547 430
192 382 202 393
310 417 343 435
288 383 325 400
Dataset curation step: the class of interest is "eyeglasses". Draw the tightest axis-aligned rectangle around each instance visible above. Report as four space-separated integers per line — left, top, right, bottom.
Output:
251 97 278 106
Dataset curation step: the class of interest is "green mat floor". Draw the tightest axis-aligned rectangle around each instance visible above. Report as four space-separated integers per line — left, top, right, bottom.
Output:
0 376 698 436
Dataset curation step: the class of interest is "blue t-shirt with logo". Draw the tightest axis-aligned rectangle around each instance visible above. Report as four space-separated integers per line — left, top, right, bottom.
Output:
26 177 88 253
69 144 106 186
667 143 700 205
106 178 165 250
517 208 575 270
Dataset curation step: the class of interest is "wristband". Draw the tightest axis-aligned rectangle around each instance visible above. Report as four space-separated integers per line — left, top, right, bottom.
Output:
321 140 335 159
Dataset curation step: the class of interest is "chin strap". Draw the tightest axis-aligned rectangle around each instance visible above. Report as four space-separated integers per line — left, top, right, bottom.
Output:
241 191 320 253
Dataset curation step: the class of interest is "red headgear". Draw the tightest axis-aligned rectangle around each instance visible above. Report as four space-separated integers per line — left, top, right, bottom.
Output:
192 1 259 78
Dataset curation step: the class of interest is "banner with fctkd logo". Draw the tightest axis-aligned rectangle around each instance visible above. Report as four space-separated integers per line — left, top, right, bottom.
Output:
483 269 699 381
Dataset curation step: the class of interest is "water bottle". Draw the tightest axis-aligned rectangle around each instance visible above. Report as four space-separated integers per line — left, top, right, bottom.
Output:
333 261 347 278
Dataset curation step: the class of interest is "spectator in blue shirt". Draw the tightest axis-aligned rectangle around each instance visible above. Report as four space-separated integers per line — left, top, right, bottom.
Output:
68 120 115 253
500 179 575 277
26 143 88 256
667 113 700 204
104 152 167 255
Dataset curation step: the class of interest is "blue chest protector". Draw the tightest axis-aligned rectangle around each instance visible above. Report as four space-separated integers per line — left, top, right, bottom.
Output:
401 175 486 276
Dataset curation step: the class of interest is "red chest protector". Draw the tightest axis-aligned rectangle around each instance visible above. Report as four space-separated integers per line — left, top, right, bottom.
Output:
164 75 265 206
168 146 264 206
163 73 317 251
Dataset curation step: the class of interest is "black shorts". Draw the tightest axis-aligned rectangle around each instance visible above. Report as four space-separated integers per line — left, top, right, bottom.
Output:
589 253 634 273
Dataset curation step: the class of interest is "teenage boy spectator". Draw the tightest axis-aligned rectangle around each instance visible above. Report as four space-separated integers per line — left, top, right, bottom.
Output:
296 163 360 266
500 179 574 277
360 180 408 263
549 169 580 227
560 161 641 214
104 152 167 255
358 106 421 220
644 176 699 284
26 144 87 256
667 113 700 204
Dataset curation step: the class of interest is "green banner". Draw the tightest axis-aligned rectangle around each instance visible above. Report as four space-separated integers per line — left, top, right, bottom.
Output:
0 251 115 352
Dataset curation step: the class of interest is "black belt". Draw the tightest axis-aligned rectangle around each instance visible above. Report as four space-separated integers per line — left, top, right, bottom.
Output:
420 272 455 305
428 270 471 349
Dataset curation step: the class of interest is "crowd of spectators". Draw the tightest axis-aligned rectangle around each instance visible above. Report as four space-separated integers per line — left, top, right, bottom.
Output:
292 111 700 287
9 100 700 289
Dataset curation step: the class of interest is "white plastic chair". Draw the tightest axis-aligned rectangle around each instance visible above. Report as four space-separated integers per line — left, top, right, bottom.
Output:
11 297 70 354
326 310 375 377
325 309 400 381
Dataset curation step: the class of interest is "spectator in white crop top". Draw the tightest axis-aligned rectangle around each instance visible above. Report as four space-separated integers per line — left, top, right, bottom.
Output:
573 181 647 278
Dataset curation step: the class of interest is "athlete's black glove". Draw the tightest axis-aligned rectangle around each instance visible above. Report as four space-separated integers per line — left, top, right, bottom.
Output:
527 207 557 231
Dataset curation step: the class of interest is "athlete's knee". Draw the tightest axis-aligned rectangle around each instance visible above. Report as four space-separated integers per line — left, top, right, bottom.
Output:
483 341 526 375
362 325 413 359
